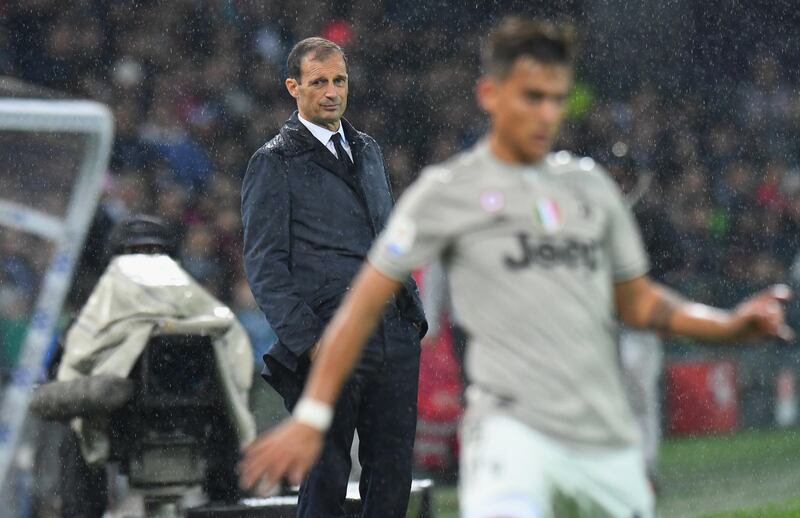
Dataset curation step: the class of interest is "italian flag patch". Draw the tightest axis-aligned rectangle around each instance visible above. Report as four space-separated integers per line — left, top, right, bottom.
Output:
534 198 562 233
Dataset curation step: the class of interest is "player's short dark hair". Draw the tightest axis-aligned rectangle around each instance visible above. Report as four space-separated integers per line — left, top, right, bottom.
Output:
482 17 576 78
287 37 348 83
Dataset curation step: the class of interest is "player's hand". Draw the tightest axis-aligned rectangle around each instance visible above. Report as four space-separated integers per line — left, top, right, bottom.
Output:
238 419 324 494
730 284 794 342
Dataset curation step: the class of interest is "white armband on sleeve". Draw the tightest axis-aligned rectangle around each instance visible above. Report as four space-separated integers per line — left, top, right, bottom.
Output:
292 398 334 432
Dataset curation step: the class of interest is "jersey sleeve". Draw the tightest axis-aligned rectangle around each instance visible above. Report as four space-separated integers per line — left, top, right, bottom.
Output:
602 171 650 282
368 167 455 281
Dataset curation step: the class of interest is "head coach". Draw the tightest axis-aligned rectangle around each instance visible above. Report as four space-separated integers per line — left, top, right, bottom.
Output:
240 37 427 517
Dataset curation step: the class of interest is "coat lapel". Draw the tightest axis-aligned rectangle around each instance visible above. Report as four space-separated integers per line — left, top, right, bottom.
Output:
282 112 373 227
288 115 363 198
309 145 367 211
343 118 368 172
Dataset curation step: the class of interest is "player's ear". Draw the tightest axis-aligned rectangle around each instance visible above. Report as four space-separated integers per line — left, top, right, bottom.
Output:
476 77 497 114
285 77 299 99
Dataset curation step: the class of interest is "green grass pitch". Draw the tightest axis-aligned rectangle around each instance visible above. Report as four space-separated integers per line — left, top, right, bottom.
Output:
417 429 800 517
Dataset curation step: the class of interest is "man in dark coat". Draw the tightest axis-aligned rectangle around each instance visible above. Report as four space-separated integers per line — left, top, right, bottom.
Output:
241 37 427 518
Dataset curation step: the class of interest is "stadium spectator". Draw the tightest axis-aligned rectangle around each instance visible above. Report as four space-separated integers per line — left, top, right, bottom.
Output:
0 229 38 296
0 283 28 385
180 222 222 295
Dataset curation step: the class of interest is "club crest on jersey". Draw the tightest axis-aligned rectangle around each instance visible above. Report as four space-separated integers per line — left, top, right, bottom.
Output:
480 190 505 213
534 198 562 233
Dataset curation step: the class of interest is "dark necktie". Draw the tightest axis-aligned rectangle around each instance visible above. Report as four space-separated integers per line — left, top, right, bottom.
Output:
330 133 353 170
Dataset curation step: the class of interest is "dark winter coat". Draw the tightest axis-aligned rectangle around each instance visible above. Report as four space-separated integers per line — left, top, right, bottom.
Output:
242 112 427 373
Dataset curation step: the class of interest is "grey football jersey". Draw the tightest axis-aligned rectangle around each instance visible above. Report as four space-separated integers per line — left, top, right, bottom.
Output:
369 141 650 448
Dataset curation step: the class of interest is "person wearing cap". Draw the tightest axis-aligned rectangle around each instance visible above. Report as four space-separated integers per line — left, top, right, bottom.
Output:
241 37 427 517
106 214 179 256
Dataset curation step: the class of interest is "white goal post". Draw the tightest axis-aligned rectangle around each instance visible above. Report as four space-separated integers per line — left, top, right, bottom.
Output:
0 98 113 493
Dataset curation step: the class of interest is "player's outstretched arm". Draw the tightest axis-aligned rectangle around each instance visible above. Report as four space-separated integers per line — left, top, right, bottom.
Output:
615 276 794 342
238 263 403 492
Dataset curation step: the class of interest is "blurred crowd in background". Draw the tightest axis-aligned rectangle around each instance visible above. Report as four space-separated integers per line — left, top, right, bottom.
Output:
2 0 800 429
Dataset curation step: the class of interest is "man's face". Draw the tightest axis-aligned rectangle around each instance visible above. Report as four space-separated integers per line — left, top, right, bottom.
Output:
478 58 572 163
286 51 348 131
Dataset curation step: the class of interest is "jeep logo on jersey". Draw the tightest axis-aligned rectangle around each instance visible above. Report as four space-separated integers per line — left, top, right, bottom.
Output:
504 232 600 271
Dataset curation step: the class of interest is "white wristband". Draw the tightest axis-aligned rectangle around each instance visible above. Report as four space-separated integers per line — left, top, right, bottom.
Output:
292 398 333 432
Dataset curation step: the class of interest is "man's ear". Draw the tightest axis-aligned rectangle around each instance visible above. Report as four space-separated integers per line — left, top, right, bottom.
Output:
285 77 299 99
476 77 497 114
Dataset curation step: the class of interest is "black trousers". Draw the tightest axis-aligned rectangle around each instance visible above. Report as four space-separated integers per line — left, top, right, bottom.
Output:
265 318 420 518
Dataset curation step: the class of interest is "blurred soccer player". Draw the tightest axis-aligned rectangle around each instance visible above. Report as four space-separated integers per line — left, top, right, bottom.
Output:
239 18 793 518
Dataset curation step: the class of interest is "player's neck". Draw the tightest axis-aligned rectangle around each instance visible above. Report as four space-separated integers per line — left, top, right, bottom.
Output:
487 133 545 166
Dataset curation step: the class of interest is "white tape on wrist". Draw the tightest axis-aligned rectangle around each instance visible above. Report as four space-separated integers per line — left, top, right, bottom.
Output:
293 398 333 432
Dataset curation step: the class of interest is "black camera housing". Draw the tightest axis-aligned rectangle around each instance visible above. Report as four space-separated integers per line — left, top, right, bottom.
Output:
108 334 240 502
